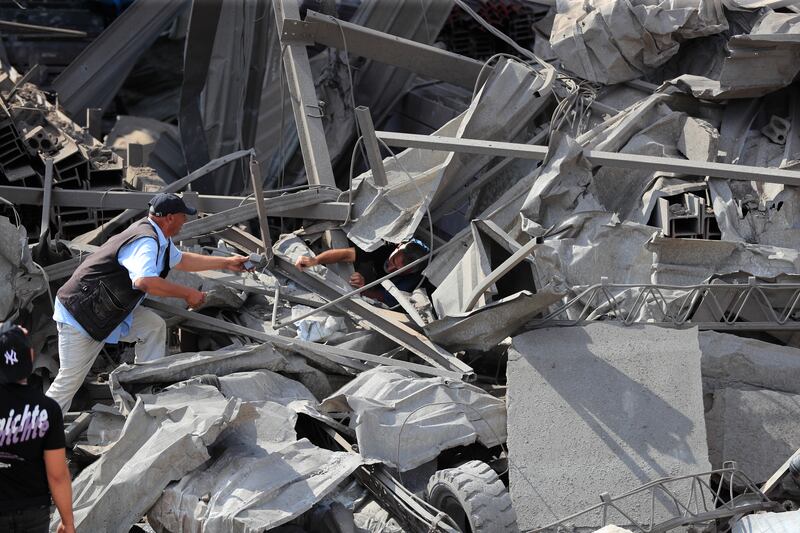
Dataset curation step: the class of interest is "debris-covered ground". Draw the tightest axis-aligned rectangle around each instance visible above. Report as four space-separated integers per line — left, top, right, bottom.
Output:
2 0 800 531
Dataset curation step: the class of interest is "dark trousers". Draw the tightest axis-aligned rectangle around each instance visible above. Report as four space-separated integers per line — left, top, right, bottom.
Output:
0 504 50 533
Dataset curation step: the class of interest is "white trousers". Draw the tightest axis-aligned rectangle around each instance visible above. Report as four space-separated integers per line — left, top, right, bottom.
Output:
46 306 167 412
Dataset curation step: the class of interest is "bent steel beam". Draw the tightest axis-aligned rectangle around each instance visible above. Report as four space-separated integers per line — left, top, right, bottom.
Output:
274 0 337 189
376 131 800 187
53 0 188 117
0 186 347 220
283 10 486 90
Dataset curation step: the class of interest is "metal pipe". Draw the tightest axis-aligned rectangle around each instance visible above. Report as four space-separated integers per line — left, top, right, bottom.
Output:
271 285 280 328
248 152 273 260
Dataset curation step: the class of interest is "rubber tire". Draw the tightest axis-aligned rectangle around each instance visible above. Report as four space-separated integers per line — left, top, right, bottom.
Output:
426 460 518 533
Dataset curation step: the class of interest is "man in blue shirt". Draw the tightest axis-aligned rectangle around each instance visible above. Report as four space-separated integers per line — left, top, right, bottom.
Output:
47 193 249 412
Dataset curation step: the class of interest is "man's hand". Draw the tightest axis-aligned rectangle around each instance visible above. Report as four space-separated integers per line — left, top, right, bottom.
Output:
185 289 206 309
295 256 318 270
225 255 250 272
57 522 75 533
349 272 366 289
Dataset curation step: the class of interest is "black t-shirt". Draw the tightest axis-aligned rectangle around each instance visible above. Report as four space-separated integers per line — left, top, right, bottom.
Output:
354 245 424 306
354 245 394 284
0 383 65 511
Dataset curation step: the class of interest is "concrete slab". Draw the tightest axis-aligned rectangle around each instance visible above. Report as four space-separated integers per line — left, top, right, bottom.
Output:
507 323 711 530
700 330 800 395
706 388 800 483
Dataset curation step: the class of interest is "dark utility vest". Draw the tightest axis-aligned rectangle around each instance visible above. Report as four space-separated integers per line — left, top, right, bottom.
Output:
57 218 172 341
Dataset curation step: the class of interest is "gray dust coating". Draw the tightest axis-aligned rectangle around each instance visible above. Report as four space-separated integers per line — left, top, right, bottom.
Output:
506 323 711 530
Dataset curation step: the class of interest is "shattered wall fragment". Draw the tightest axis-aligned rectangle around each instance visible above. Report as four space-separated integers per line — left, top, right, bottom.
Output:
148 370 364 532
705 388 800 482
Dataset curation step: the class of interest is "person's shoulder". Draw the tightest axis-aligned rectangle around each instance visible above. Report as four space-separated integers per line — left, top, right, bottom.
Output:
122 234 159 253
9 385 58 410
33 392 62 417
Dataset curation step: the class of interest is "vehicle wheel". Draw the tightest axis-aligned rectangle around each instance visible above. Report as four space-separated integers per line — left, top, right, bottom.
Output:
426 460 518 533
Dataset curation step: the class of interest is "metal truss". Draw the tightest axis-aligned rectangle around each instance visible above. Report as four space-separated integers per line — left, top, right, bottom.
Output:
525 279 800 331
528 466 779 533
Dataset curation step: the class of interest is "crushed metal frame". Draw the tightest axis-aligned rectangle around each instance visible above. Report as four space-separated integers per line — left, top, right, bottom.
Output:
273 255 475 380
529 466 778 533
525 280 800 331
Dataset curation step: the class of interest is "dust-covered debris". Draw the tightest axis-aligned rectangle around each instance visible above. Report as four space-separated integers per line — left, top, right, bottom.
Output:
2 1 800 532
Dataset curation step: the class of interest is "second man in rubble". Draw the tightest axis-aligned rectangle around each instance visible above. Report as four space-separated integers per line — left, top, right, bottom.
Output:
47 193 249 413
294 239 430 307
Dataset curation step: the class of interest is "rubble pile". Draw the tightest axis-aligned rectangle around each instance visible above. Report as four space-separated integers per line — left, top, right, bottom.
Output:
1 0 800 532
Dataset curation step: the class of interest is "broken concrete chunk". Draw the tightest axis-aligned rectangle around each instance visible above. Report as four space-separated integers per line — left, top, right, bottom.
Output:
292 305 347 343
762 115 791 145
700 330 800 395
648 236 800 285
196 286 248 310
507 324 710 530
678 116 720 162
670 11 800 99
594 526 635 533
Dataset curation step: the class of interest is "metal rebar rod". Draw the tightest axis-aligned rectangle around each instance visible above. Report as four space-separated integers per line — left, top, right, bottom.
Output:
39 157 53 240
271 285 281 328
276 237 461 328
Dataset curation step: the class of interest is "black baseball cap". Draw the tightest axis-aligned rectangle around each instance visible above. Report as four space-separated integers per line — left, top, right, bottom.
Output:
148 193 197 217
0 323 33 384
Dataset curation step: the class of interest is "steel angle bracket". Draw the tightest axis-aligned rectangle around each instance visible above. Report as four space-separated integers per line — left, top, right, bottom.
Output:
273 255 475 381
280 18 316 45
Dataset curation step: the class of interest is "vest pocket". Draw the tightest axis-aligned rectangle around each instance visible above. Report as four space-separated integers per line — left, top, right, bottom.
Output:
86 281 127 329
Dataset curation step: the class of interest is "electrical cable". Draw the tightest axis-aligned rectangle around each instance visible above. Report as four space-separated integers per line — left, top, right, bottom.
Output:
453 0 598 137
0 196 21 228
376 137 435 290
340 135 363 227
331 15 370 181
454 0 548 69
471 52 530 101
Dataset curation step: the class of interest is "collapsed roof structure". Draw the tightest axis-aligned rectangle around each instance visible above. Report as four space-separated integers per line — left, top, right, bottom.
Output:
1 0 800 531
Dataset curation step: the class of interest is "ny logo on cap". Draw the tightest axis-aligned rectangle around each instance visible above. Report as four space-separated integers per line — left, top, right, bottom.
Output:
4 349 17 365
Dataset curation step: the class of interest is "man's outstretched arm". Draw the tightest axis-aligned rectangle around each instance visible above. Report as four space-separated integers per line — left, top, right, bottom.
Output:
174 252 248 272
133 277 206 308
295 247 356 270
